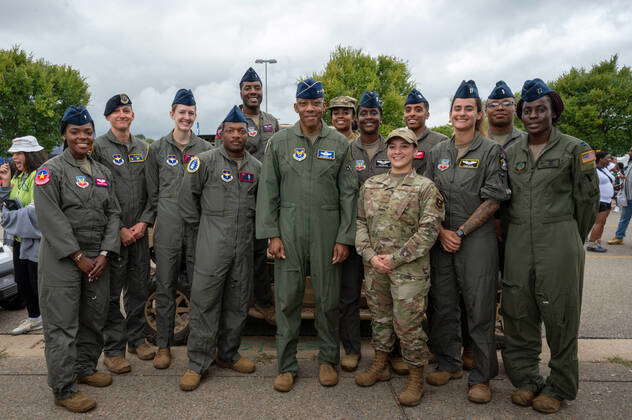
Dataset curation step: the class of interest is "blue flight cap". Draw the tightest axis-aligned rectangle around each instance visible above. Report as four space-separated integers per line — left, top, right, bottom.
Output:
240 67 261 85
173 89 196 106
488 81 514 100
405 88 428 105
359 91 381 109
521 78 554 102
296 78 324 99
454 80 479 99
223 105 248 124
104 93 132 116
60 105 93 133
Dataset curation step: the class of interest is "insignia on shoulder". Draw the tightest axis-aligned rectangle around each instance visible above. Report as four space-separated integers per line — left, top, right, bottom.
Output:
458 158 480 169
581 150 596 164
112 154 125 166
35 168 51 186
221 169 233 182
187 156 200 173
317 149 335 160
293 148 306 161
437 159 450 171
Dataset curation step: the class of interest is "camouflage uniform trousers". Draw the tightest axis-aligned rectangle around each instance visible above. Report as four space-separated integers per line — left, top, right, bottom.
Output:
364 265 431 367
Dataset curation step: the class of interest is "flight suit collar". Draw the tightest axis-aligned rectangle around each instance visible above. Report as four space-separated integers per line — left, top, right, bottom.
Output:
519 126 562 156
416 127 431 142
238 104 275 122
217 144 255 165
448 132 484 153
104 129 135 149
378 169 416 187
62 147 95 168
351 135 387 154
165 130 198 152
290 120 331 141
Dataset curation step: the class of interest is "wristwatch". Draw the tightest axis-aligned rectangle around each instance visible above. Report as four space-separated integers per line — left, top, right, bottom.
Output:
99 250 109 257
455 229 465 238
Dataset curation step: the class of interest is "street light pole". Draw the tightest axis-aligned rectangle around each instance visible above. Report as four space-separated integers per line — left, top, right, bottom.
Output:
255 58 277 113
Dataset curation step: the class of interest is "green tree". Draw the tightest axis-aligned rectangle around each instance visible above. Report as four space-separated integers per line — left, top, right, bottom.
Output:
311 46 415 135
0 46 90 152
431 123 453 138
550 55 632 155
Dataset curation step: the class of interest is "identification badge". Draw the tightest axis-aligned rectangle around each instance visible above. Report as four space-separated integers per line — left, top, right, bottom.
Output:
166 155 178 166
355 160 366 171
95 178 109 187
112 154 125 166
438 159 450 171
515 161 527 172
317 149 335 160
35 168 51 186
187 156 200 173
263 124 274 133
459 158 480 169
75 176 89 188
414 151 425 159
293 148 306 161
248 126 257 137
538 159 560 169
239 172 256 183
221 170 233 182
375 159 391 168
128 153 144 163
183 154 194 164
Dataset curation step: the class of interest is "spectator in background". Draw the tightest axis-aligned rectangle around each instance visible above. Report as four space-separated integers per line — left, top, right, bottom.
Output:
587 151 615 252
608 146 632 245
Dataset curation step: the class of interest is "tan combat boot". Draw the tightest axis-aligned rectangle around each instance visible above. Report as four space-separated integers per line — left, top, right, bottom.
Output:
462 347 475 371
511 388 536 406
398 365 425 407
319 363 339 387
468 383 492 404
55 391 97 413
77 371 113 387
425 369 463 386
103 355 131 374
341 353 361 372
273 372 295 392
390 356 410 375
216 357 256 374
153 347 171 369
355 351 391 387
607 237 624 245
532 393 562 414
129 342 156 360
179 369 202 391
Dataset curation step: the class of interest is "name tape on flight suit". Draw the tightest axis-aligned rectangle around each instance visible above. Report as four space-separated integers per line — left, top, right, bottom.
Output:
128 153 144 163
459 158 480 169
317 149 335 160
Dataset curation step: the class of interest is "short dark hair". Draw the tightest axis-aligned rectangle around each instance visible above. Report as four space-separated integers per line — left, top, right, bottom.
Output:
517 92 565 124
239 80 263 90
23 150 49 173
595 151 609 161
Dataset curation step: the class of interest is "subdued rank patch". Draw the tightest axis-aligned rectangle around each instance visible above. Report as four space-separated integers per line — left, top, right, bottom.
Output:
515 161 527 172
35 168 51 186
239 172 256 182
435 194 444 210
112 154 125 166
95 177 109 187
183 154 194 164
414 151 425 159
355 160 366 171
221 169 234 182
376 160 391 168
248 126 257 137
187 156 200 173
581 150 596 163
166 155 178 166
293 148 306 161
538 159 560 169
263 124 274 133
459 158 480 169
438 159 450 171
128 153 144 163
75 176 89 188
317 149 336 160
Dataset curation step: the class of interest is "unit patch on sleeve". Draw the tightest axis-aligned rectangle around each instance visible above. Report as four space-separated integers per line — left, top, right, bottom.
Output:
458 158 480 169
317 149 335 160
239 172 256 182
581 150 596 164
35 168 51 186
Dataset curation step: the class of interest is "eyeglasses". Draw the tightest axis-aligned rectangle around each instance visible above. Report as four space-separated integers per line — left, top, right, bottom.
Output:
487 101 515 109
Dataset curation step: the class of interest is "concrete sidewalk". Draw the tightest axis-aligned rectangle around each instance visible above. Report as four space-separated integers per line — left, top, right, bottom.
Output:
1 335 631 419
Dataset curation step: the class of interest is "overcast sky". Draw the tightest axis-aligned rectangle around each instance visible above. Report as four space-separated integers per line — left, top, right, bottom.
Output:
1 0 631 139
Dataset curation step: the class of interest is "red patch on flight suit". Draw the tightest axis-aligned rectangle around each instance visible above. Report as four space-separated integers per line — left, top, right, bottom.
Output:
95 178 109 187
414 151 425 159
35 168 51 186
239 172 256 183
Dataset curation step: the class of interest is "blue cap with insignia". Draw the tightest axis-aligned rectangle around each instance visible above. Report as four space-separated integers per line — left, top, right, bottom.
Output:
104 93 132 116
359 91 381 109
406 88 428 105
223 105 248 124
173 89 196 106
240 67 261 85
520 78 554 102
454 80 479 99
488 81 514 100
296 78 324 99
60 105 93 133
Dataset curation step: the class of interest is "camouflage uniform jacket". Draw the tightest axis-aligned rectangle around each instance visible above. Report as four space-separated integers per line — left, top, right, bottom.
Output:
356 170 444 273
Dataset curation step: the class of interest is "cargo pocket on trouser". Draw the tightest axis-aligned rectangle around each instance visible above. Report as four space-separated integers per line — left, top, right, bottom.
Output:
500 283 528 332
392 275 430 366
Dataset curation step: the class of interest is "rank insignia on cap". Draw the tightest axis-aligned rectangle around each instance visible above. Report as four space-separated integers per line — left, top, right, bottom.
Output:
187 156 200 173
75 176 89 188
376 159 391 168
317 149 335 160
355 160 366 171
221 169 233 182
438 159 450 171
248 126 257 137
293 148 306 161
35 168 51 186
112 154 125 166
166 155 178 166
414 151 425 159
581 150 596 164
239 172 256 182
263 124 274 133
459 158 480 169
95 178 109 187
515 161 527 172
128 153 144 163
183 154 194 164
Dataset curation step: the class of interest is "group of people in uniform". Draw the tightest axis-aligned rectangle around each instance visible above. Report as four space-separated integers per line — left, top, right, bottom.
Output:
19 65 599 414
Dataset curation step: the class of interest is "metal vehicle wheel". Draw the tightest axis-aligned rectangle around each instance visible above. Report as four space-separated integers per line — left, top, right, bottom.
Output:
144 276 191 345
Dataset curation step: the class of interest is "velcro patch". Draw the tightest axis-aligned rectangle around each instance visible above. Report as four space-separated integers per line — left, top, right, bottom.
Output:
263 124 274 133
239 172 256 182
581 150 596 164
414 151 425 159
186 156 200 173
458 158 480 169
128 153 144 163
35 168 51 186
538 159 560 169
376 160 391 168
95 178 109 187
317 149 335 160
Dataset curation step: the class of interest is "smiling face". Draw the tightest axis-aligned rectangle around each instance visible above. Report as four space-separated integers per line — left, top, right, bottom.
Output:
404 103 429 131
240 81 263 109
520 96 556 136
64 123 94 157
294 98 325 131
358 107 381 135
485 98 515 128
106 105 135 131
387 138 415 172
170 104 197 131
11 152 25 172
222 122 248 155
450 98 482 132
331 107 354 132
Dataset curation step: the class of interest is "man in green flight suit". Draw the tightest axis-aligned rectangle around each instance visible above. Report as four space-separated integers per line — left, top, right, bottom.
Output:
145 89 212 369
93 94 155 375
256 78 358 392
403 88 448 174
486 81 525 150
501 79 599 414
179 106 260 391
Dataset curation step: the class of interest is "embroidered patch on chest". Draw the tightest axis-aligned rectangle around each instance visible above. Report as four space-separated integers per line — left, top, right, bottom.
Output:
221 170 233 182
35 168 51 186
166 155 178 166
263 124 274 133
317 149 335 160
183 154 195 164
458 158 480 169
437 159 450 171
538 159 560 169
375 160 391 168
239 172 256 182
248 126 258 137
95 178 109 187
112 154 125 166
355 160 366 171
187 156 200 173
414 151 425 159
515 161 527 172
128 153 144 163
293 148 306 161
75 176 89 188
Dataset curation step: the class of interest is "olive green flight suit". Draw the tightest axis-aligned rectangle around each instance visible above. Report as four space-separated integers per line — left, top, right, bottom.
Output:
340 136 390 356
501 127 599 401
180 147 261 373
35 148 121 400
256 122 358 374
93 130 153 356
489 126 525 151
424 134 510 385
412 127 449 175
145 132 212 348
